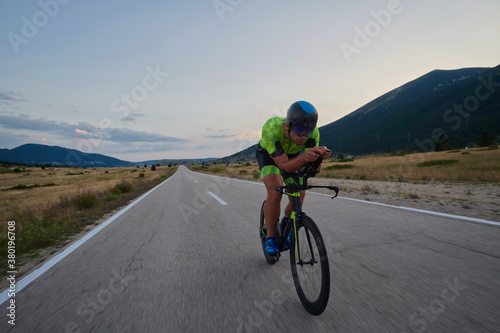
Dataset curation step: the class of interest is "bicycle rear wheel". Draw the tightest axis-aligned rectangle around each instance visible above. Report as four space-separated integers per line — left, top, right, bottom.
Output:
259 200 278 265
290 215 330 315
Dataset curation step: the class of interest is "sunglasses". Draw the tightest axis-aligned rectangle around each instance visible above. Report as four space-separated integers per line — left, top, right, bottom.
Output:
291 126 313 137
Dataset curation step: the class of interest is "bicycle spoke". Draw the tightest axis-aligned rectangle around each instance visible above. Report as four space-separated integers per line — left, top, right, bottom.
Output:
290 216 330 315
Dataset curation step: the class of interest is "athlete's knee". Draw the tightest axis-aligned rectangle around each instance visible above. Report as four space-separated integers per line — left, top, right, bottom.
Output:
267 189 282 202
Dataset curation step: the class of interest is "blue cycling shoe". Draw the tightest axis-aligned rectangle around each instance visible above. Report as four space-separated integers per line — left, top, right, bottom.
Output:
265 237 279 255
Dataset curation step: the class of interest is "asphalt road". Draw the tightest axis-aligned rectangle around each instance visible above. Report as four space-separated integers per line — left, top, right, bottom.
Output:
2 166 500 333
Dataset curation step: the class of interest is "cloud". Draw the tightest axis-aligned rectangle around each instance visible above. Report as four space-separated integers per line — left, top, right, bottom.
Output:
205 127 236 139
0 91 27 102
119 113 147 123
206 134 234 139
205 127 260 143
0 114 186 145
106 127 185 143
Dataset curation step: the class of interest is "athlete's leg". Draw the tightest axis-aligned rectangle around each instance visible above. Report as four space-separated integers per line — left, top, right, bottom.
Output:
263 173 283 238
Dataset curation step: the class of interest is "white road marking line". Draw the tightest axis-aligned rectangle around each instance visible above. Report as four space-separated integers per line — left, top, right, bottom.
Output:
191 171 500 227
207 191 228 205
314 192 500 226
0 168 180 305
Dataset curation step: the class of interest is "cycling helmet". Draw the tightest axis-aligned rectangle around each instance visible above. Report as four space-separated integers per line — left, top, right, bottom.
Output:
286 101 318 136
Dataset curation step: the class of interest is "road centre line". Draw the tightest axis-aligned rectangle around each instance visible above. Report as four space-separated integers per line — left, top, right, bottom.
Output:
207 191 228 205
0 168 181 305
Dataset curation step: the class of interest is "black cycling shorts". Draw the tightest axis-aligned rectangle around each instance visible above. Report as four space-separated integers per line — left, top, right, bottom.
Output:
256 144 298 177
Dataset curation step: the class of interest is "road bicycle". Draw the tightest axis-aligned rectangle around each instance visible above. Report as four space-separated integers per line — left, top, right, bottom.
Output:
259 159 339 315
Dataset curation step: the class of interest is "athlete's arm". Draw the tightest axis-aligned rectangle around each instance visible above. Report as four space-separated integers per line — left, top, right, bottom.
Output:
273 147 325 173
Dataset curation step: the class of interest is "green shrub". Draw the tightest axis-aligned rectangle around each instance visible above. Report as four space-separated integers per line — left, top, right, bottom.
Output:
416 159 458 167
209 167 226 173
112 181 133 194
325 164 354 170
2 183 57 191
75 192 98 210
104 194 121 202
9 184 31 190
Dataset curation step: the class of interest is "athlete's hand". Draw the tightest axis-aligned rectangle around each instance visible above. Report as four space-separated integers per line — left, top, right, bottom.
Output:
318 147 332 159
303 147 322 162
304 146 332 162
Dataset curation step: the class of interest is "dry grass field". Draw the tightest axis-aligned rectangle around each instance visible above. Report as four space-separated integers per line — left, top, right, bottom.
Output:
0 164 177 264
192 147 500 184
320 147 500 183
189 147 500 222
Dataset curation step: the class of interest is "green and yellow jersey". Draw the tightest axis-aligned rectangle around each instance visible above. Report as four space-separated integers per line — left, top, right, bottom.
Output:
257 117 320 178
259 117 320 156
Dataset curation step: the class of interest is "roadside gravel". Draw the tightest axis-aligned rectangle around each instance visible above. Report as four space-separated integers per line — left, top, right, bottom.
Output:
308 177 500 222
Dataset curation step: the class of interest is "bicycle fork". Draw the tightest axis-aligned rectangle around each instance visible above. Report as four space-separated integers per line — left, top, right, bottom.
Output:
282 211 318 266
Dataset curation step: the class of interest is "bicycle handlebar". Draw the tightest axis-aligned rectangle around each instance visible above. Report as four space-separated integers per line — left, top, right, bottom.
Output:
281 157 323 180
275 150 340 198
274 184 339 199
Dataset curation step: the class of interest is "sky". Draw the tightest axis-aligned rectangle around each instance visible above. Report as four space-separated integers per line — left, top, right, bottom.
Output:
1 0 499 161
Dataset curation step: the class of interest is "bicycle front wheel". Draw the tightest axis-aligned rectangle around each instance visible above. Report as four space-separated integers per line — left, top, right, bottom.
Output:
290 215 330 315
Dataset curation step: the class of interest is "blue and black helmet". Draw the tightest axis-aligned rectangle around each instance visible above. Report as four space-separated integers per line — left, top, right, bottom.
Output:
286 101 318 136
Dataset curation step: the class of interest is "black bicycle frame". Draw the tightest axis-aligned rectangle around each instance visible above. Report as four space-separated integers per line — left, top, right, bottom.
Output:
274 181 339 253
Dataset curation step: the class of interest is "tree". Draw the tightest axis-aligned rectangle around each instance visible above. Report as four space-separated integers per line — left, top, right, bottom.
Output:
477 131 494 147
435 134 452 151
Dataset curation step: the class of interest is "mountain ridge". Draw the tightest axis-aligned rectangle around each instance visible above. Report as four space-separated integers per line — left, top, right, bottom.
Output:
0 144 135 167
0 144 218 167
320 65 499 155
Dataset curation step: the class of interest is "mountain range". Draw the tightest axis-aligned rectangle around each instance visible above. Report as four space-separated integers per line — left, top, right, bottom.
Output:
320 65 500 155
0 144 136 167
1 65 498 166
219 64 500 162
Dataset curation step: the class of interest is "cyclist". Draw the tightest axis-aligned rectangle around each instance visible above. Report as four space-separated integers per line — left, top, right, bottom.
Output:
256 101 332 254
